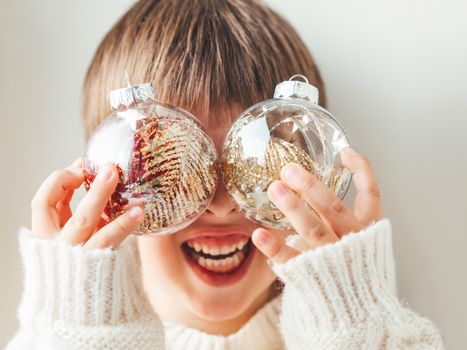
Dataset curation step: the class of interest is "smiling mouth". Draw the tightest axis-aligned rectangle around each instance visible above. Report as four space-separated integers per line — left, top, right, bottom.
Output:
181 238 253 274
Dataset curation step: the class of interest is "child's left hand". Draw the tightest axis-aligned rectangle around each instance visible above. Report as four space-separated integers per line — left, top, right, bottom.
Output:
252 147 383 264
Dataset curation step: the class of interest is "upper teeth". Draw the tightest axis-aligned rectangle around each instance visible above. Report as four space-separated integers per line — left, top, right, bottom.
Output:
187 239 249 256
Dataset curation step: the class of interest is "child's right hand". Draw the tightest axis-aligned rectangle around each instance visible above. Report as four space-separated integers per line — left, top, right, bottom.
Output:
30 158 144 249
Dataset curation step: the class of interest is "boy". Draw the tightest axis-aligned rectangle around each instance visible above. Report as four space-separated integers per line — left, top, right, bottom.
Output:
7 0 444 349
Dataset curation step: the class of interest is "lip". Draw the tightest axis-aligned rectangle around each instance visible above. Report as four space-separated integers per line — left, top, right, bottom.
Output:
181 240 256 287
180 226 252 242
185 234 249 249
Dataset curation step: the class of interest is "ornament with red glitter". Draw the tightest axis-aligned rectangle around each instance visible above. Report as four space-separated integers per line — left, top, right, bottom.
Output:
83 73 218 235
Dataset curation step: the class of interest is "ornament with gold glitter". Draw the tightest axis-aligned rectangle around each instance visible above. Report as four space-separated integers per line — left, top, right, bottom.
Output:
83 73 218 235
221 75 351 229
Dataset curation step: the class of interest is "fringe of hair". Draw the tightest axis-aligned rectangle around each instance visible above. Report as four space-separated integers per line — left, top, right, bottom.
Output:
81 0 327 138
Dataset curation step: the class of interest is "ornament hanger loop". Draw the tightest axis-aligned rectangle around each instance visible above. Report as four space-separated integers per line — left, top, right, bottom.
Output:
124 70 133 88
124 70 137 100
109 71 156 110
274 74 318 103
288 74 309 84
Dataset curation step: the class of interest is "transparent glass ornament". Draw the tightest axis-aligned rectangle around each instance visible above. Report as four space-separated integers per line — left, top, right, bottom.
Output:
83 75 218 235
221 75 352 229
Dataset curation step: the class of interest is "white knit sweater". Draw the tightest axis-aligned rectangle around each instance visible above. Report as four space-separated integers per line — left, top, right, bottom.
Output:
6 219 445 349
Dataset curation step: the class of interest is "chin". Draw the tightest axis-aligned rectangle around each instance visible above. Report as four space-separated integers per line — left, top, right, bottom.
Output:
137 220 277 328
189 292 251 321
182 254 277 322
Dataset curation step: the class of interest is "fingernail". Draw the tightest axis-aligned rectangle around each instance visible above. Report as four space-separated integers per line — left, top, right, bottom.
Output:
67 167 83 177
257 230 270 246
72 157 83 166
97 165 113 182
281 163 300 180
270 181 287 197
341 147 355 155
129 206 143 219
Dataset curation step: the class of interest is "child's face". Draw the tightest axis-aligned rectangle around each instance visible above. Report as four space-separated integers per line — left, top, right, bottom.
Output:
137 106 287 332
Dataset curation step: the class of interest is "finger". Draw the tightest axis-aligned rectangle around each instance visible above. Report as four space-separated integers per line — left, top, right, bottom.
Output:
32 164 83 209
31 164 84 237
57 188 75 208
56 160 84 226
58 158 83 209
252 228 299 264
267 181 338 248
84 206 144 249
68 157 83 169
281 163 363 236
96 216 108 231
340 148 383 225
61 164 118 245
56 189 74 227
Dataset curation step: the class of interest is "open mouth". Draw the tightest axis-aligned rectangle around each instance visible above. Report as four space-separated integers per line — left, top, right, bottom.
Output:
180 235 255 286
182 238 252 273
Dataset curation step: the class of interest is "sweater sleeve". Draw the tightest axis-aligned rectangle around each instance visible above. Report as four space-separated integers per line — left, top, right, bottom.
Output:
6 228 165 350
272 219 445 350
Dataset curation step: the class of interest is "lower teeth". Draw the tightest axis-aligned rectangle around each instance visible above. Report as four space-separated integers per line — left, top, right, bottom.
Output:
198 253 244 273
185 240 251 274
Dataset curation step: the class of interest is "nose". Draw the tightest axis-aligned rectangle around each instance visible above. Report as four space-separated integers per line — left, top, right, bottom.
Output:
205 178 236 217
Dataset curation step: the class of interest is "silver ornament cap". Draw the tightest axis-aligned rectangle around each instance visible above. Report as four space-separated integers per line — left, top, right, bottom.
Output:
109 71 156 110
273 74 319 104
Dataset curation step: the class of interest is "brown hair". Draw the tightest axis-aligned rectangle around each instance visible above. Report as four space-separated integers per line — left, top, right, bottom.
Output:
81 0 327 139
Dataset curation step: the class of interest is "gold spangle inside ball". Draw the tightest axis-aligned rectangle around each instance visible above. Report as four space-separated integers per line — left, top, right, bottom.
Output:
139 120 217 232
223 137 311 226
221 95 352 229
123 117 217 234
223 135 345 228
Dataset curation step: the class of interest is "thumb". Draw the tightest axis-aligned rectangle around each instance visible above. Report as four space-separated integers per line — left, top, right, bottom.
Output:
252 228 299 265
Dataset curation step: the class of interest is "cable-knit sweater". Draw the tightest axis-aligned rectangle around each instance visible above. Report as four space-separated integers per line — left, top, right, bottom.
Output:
6 219 445 349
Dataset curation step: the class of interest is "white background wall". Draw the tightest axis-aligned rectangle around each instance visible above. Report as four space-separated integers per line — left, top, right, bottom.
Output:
1 0 466 348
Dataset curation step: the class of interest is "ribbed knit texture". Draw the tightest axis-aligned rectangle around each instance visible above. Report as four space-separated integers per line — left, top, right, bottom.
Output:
272 219 444 349
7 229 164 350
6 219 445 349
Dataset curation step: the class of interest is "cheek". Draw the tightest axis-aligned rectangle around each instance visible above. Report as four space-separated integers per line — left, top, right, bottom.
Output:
137 237 187 289
252 250 278 291
136 234 279 321
184 247 278 320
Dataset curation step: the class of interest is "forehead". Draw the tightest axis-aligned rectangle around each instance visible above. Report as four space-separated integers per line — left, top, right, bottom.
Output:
189 104 243 127
189 104 245 150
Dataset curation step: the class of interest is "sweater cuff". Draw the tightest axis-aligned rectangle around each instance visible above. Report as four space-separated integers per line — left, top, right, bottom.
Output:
272 218 399 332
17 228 155 327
